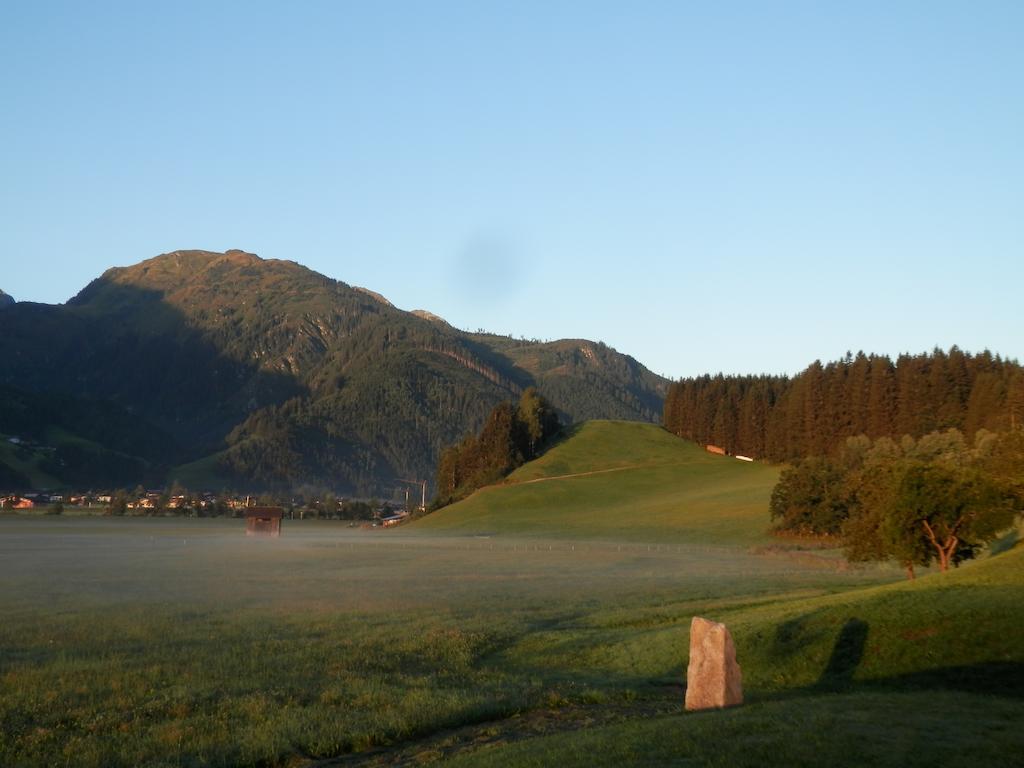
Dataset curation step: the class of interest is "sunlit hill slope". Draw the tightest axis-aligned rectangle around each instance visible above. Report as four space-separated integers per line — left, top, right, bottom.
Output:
414 420 781 544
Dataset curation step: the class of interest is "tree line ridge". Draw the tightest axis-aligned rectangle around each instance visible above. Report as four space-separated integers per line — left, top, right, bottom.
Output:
663 348 1023 461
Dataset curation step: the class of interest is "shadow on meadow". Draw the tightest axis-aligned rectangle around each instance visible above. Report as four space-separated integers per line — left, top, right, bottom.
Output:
317 614 1024 767
759 615 1024 703
854 661 1024 699
816 617 869 690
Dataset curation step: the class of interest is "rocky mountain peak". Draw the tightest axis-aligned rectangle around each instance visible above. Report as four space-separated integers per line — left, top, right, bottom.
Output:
411 309 448 325
354 287 394 307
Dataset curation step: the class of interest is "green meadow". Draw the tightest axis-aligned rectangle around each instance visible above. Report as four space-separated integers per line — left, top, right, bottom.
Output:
418 421 783 544
1 422 1021 767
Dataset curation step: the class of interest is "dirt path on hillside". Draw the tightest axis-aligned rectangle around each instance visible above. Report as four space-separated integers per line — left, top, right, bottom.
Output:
514 465 643 485
309 691 681 767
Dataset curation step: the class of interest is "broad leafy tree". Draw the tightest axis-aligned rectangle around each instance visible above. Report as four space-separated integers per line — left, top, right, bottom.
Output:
769 458 849 536
893 463 1017 572
768 430 1022 579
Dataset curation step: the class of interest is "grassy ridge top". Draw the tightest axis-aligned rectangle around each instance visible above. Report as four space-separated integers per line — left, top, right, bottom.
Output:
414 421 781 544
508 420 688 480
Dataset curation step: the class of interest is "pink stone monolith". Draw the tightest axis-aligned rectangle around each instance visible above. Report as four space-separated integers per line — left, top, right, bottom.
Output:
684 616 743 711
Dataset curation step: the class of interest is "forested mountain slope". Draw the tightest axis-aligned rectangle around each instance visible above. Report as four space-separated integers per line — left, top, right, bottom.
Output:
0 250 667 493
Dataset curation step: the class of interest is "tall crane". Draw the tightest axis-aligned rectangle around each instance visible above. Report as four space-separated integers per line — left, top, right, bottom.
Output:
398 479 427 511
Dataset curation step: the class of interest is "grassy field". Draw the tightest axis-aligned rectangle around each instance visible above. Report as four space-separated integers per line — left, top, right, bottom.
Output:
1 422 1021 767
417 421 783 544
444 535 1024 767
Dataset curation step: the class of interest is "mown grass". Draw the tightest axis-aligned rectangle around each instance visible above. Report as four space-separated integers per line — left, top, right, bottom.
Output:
1 422 1021 767
0 522 532 767
2 604 526 766
445 691 1024 768
415 421 782 544
0 516 892 767
441 540 1024 767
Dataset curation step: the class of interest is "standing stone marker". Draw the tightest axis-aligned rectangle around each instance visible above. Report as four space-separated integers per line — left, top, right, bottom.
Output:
685 616 743 711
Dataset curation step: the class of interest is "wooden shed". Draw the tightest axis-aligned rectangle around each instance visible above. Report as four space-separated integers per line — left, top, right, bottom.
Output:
245 506 284 537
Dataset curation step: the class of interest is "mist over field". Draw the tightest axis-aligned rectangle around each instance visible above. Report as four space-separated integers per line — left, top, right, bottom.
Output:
1 517 872 616
3 426 1023 767
0 514 899 766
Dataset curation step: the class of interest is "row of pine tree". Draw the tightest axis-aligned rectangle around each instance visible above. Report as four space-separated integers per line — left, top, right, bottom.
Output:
663 348 1024 461
434 388 561 508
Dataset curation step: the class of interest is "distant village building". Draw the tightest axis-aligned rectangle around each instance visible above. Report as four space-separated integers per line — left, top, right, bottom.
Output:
705 445 727 456
0 496 35 509
380 511 408 528
245 507 284 537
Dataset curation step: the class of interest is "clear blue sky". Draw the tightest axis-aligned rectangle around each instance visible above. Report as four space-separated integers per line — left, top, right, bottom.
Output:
2 1 1021 378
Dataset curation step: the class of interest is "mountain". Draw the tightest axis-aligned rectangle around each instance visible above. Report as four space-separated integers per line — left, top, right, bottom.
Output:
0 289 14 308
0 250 667 493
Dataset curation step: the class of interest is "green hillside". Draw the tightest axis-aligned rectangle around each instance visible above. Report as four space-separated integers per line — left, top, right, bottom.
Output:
413 420 1023 765
416 421 782 544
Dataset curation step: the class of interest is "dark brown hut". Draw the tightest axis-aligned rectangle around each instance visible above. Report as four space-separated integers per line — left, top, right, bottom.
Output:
245 506 284 537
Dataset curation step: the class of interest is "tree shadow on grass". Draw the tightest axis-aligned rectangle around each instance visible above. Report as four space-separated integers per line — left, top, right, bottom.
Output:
859 661 1024 699
816 618 869 691
542 422 586 451
762 616 1024 702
